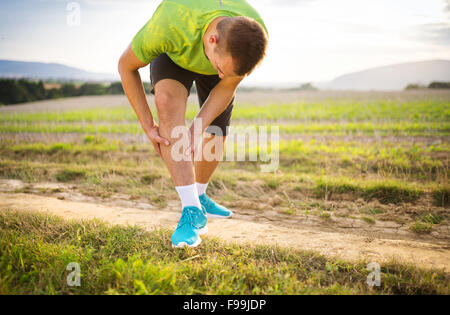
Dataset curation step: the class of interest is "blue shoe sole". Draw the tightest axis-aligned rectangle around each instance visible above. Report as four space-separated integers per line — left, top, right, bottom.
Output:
171 226 207 248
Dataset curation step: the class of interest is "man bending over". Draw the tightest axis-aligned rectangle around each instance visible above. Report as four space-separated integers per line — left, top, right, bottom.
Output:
118 0 268 248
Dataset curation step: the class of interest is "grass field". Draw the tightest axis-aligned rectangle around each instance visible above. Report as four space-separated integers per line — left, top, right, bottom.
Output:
0 90 449 294
1 210 448 294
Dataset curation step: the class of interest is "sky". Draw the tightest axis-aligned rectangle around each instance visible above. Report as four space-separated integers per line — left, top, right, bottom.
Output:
0 0 449 86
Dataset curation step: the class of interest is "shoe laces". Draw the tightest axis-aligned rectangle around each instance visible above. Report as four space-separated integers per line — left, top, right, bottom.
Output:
176 206 203 230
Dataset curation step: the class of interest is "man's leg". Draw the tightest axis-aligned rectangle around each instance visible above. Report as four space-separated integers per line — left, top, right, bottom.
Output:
193 75 234 218
154 79 194 187
149 53 208 248
194 75 233 186
154 79 207 247
194 134 226 185
194 132 233 218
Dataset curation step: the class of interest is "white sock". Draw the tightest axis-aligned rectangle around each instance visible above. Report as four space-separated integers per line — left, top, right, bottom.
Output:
196 182 208 196
175 183 202 209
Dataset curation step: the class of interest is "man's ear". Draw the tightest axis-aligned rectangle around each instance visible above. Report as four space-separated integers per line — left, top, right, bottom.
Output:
209 34 219 44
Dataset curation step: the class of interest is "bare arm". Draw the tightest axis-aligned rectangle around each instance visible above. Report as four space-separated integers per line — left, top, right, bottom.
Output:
187 76 244 155
118 44 169 155
191 75 244 134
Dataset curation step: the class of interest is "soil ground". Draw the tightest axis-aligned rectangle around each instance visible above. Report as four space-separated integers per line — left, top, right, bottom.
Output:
1 178 448 272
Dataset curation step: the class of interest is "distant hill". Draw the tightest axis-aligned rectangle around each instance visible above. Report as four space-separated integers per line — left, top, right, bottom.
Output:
317 60 450 91
0 60 118 82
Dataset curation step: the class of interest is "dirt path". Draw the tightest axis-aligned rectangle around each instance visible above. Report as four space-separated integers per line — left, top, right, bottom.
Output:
1 188 449 272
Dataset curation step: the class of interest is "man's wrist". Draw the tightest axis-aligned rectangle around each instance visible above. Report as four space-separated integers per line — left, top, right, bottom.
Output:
142 120 155 133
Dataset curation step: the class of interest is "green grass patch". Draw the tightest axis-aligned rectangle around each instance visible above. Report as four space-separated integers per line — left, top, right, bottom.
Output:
3 137 447 185
366 208 385 215
420 212 445 225
313 178 421 204
432 187 449 208
263 176 282 190
5 138 448 184
140 174 162 185
83 134 107 145
0 210 448 294
0 121 448 136
1 99 448 123
410 221 433 234
0 156 441 210
361 216 376 225
362 183 421 204
319 212 332 220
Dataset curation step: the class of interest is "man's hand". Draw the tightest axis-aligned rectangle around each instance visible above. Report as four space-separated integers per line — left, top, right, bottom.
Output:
145 124 170 157
185 75 244 158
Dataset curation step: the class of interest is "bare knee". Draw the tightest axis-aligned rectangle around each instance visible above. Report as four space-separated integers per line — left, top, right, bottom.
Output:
154 92 171 120
155 93 187 131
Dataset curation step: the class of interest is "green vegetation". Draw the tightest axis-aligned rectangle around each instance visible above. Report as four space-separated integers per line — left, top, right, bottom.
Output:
405 81 450 90
0 130 446 219
432 187 449 208
0 79 152 105
0 210 448 295
1 98 448 122
410 221 433 234
429 82 450 89
2 137 447 182
0 154 443 206
313 177 422 204
0 79 48 105
421 212 444 225
55 169 86 182
0 92 448 294
233 100 449 122
361 216 376 225
0 121 448 136
366 208 385 215
319 212 331 220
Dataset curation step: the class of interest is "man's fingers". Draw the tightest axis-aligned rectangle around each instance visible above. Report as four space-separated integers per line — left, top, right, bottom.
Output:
153 142 162 157
156 135 170 146
157 144 162 157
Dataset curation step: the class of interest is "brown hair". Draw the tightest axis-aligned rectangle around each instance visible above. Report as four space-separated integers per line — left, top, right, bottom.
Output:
216 16 268 76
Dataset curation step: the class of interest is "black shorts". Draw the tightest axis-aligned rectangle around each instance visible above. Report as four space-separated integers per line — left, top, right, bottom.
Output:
149 53 234 136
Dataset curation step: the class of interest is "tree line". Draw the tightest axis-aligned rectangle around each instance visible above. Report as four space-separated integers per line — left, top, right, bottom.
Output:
0 79 153 106
405 81 450 90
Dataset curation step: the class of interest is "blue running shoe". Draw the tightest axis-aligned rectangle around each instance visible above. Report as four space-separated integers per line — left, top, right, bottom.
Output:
171 206 208 248
199 194 233 218
197 205 208 233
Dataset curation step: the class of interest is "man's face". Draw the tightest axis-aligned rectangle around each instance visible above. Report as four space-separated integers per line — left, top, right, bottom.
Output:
208 47 239 79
